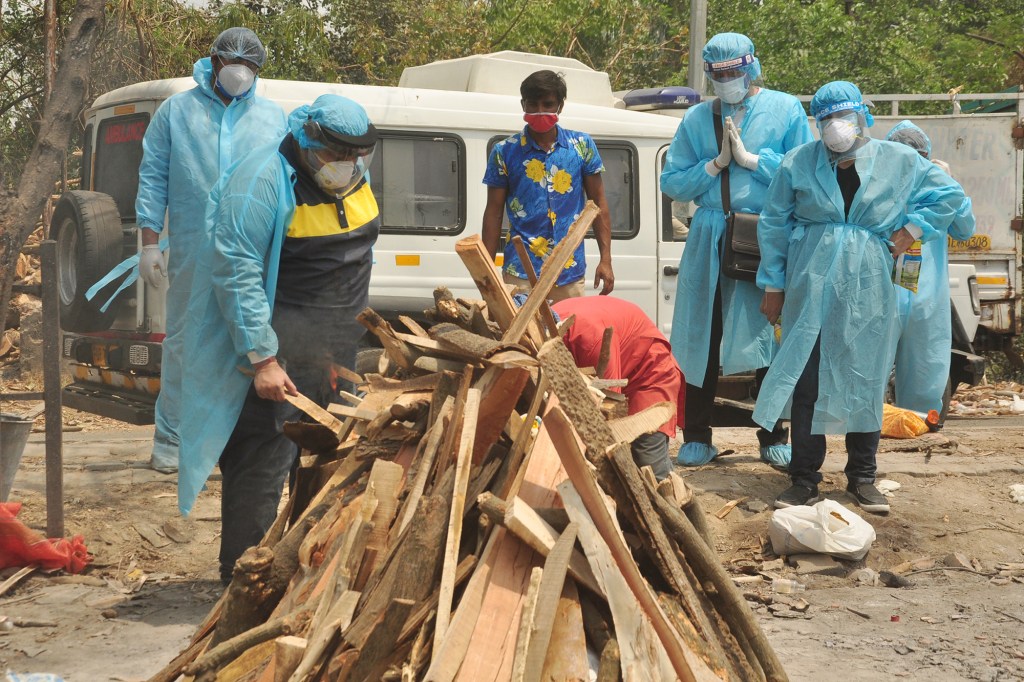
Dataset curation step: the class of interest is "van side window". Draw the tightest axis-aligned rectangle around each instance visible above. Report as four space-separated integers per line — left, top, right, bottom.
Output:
368 132 465 234
659 150 691 242
596 143 638 239
94 113 149 220
81 124 93 192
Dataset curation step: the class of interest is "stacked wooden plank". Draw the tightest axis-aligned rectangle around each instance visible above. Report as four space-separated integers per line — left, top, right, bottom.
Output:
148 203 788 682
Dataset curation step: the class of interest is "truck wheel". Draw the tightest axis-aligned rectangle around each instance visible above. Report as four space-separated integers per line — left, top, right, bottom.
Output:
51 191 124 332
356 348 384 376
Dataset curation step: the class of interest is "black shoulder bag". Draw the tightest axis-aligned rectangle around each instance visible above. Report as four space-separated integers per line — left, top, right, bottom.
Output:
713 98 761 282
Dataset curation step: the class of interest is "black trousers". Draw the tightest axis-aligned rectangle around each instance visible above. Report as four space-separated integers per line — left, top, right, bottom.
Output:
217 300 363 582
789 336 880 490
682 281 787 447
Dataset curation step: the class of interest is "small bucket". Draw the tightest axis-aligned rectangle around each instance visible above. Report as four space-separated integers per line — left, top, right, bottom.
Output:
0 413 34 502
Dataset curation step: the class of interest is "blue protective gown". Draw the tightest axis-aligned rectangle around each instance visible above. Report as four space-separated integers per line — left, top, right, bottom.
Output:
175 141 297 515
892 185 975 414
753 139 967 434
135 58 286 467
660 88 812 383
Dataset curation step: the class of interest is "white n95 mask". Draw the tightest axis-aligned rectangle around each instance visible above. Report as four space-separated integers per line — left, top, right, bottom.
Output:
821 118 861 153
314 160 362 197
217 64 255 98
712 75 750 104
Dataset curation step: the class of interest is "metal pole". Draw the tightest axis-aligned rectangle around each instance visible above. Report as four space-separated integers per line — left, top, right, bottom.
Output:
688 0 708 94
40 240 64 538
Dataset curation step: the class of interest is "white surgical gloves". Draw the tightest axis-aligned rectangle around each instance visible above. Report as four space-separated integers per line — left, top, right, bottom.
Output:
140 244 167 288
727 118 759 171
707 116 759 175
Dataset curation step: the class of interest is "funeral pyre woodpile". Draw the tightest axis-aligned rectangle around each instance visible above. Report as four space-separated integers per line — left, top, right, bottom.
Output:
148 205 788 682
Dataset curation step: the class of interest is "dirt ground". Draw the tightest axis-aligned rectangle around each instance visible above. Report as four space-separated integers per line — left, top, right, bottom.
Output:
1 403 1023 681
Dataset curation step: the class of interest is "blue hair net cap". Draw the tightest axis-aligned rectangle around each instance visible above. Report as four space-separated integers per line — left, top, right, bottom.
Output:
886 119 932 157
702 32 762 81
289 94 372 150
211 27 266 68
810 81 873 121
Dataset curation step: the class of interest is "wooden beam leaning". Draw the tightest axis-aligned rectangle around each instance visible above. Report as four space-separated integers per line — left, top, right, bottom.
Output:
433 387 481 660
454 235 541 348
521 523 579 682
502 201 600 346
511 235 560 338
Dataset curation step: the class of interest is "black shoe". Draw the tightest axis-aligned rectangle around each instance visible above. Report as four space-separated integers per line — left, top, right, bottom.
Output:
846 482 890 514
773 484 819 509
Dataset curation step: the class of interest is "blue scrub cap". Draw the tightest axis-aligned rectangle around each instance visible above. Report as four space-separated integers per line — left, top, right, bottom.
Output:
289 94 376 150
811 81 873 125
886 119 932 158
702 33 762 82
210 27 266 68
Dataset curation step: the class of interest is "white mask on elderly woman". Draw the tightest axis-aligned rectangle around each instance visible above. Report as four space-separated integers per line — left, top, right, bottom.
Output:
821 116 861 153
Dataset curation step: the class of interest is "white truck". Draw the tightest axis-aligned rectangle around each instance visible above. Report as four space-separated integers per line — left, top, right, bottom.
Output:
52 52 1014 422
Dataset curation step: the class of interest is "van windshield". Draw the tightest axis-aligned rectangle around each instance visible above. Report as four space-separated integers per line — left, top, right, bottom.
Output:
93 113 149 220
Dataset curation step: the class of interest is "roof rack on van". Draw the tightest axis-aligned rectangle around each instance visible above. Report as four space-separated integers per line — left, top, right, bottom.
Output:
398 51 616 108
621 87 701 112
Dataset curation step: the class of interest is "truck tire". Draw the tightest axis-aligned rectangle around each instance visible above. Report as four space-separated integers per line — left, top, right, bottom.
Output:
51 191 124 332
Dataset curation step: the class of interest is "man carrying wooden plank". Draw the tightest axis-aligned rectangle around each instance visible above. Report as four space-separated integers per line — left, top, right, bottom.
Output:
551 296 684 479
174 95 380 584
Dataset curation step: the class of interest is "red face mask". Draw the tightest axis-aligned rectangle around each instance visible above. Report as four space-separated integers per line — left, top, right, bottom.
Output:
523 112 559 133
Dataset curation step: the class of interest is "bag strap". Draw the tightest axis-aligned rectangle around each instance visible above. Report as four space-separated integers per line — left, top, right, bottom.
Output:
712 98 731 214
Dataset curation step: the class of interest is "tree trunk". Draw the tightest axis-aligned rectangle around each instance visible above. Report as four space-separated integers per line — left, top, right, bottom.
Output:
0 0 105 331
44 0 58 102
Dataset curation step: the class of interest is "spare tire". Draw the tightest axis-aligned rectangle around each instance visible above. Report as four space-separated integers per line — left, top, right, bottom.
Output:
51 191 124 332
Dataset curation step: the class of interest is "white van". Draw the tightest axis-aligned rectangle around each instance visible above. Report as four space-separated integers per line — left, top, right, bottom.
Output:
53 52 986 423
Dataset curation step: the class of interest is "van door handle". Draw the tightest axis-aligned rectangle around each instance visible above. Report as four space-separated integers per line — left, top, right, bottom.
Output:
663 265 679 276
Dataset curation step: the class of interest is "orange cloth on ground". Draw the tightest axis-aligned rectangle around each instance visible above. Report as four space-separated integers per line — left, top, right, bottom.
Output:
552 296 685 437
0 502 91 573
881 403 929 439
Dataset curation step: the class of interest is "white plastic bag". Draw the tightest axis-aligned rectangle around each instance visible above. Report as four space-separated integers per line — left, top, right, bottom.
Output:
768 499 876 560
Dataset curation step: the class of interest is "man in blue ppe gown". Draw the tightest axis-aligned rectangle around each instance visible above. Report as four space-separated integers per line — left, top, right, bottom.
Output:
176 95 380 584
885 120 976 418
755 82 967 514
660 32 812 469
135 27 287 474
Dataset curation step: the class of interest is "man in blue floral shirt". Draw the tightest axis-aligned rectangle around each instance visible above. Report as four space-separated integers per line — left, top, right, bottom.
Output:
482 70 614 302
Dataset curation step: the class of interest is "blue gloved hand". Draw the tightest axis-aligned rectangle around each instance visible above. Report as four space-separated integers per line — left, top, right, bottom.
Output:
759 444 792 470
676 442 719 466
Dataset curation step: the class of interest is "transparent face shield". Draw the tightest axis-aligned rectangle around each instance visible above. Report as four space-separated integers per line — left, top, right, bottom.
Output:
817 109 871 165
301 120 377 198
703 53 756 104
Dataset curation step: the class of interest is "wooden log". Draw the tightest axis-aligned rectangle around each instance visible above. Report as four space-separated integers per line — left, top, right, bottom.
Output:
399 315 431 338
430 322 508 359
510 566 544 682
326 403 379 421
557 481 677 682
274 636 307 682
433 387 481 659
455 234 542 347
344 492 450 650
472 366 529 464
358 308 418 369
597 639 621 682
395 397 454 537
491 373 548 501
607 402 675 445
348 598 415 681
510 235 560 337
143 632 212 682
353 460 405 590
398 555 477 646
596 326 614 379
475 492 602 598
540 580 589 681
522 523 578 682
185 612 311 679
287 591 360 682
501 202 599 346
641 473 787 682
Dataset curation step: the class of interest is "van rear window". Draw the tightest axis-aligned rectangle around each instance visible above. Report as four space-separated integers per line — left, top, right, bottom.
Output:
369 133 466 234
94 113 150 220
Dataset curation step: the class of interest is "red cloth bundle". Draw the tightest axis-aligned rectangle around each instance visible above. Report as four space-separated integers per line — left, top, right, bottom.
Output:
0 502 91 573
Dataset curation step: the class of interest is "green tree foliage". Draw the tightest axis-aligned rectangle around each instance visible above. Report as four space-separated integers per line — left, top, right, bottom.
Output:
716 0 1024 97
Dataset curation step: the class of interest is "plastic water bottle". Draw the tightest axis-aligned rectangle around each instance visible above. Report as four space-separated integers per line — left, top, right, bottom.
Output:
772 578 805 594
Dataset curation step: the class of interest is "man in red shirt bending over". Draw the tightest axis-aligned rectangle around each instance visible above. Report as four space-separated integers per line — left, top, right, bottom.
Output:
552 296 685 480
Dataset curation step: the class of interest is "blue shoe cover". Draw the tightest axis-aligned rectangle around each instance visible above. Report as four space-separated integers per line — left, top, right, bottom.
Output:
759 443 792 470
676 442 719 466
